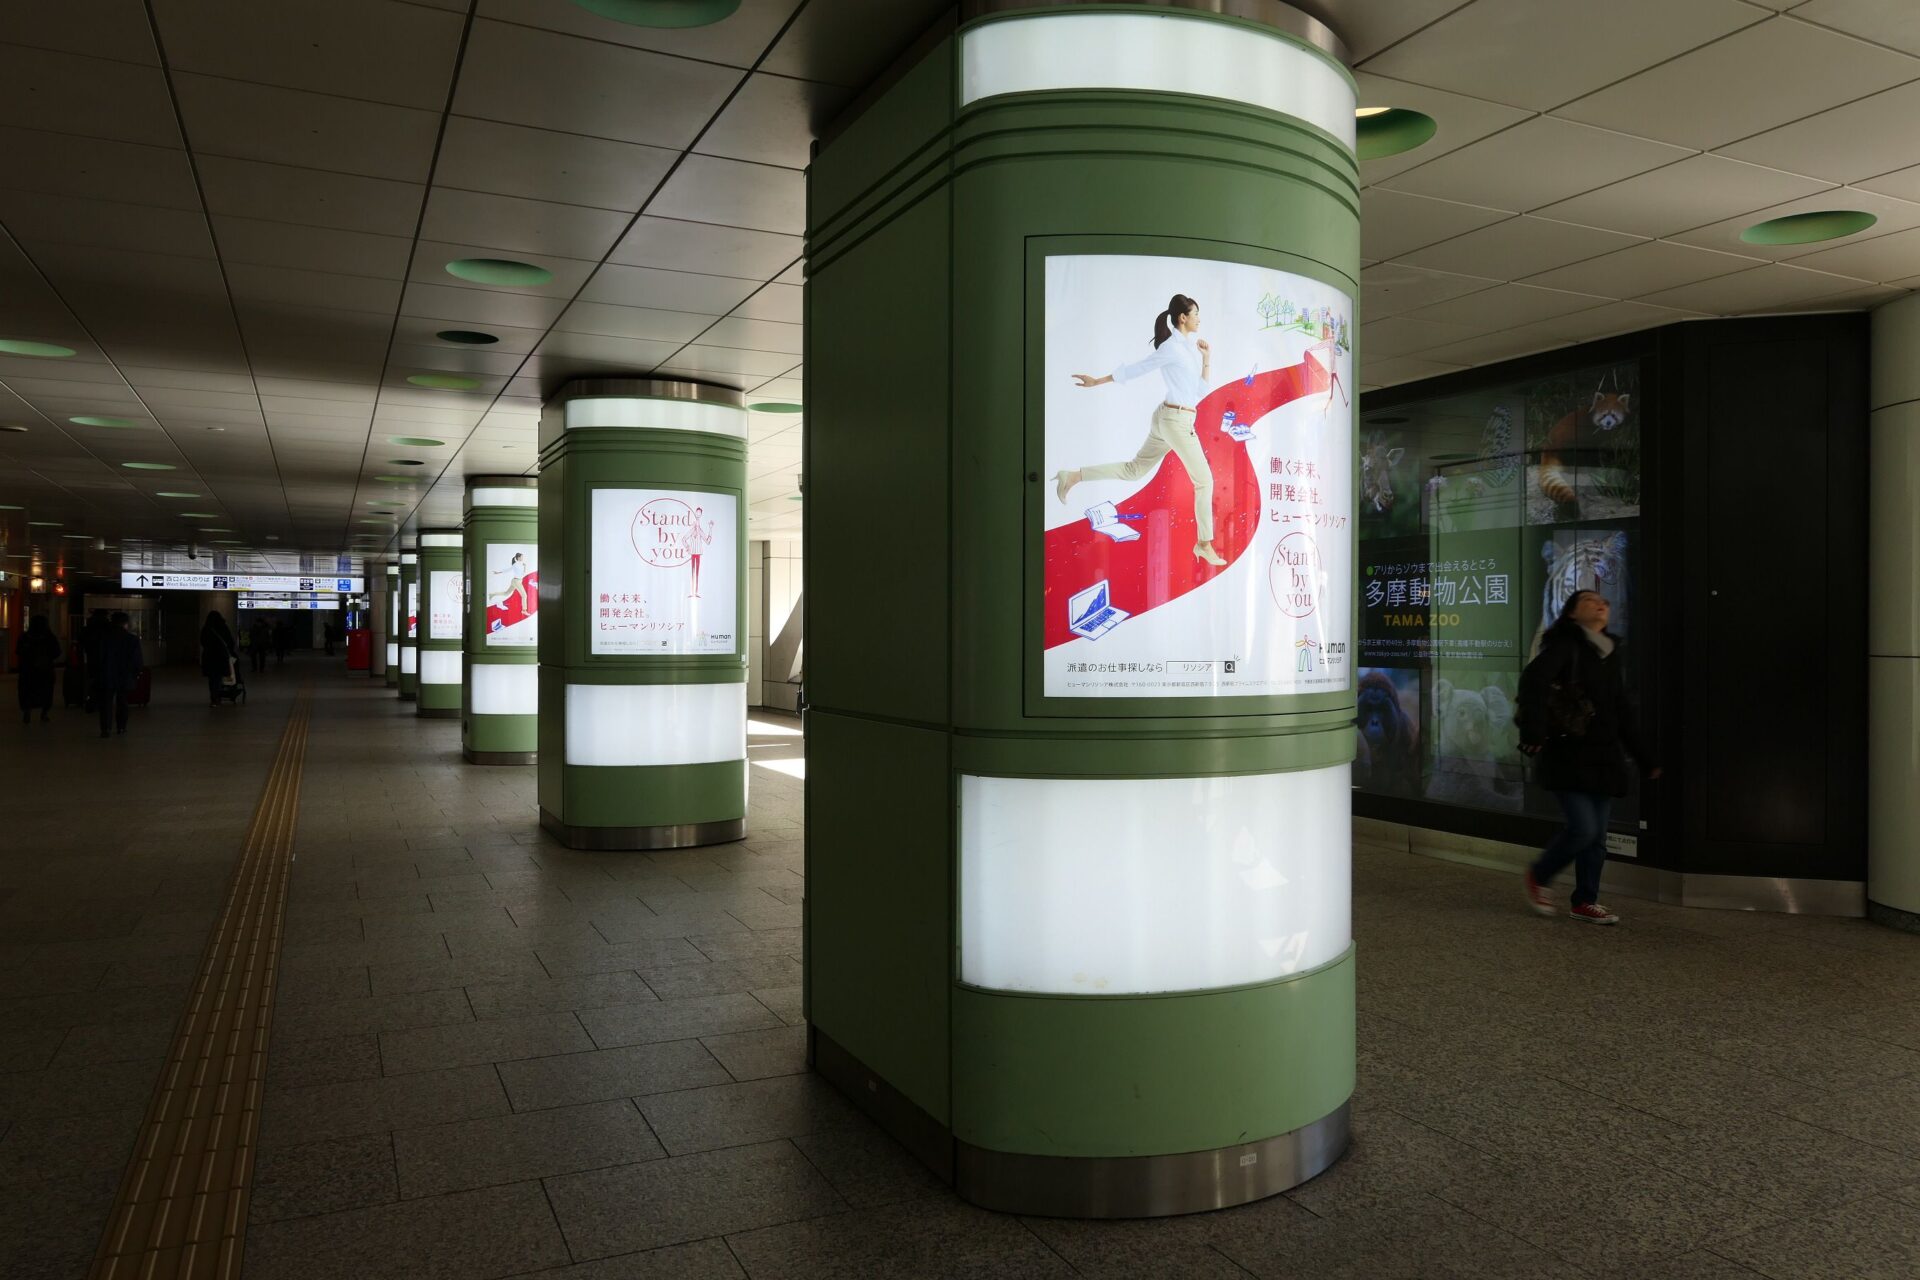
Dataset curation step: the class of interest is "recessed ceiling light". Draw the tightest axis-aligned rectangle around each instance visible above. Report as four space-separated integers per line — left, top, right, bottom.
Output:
211 539 245 545
435 330 498 345
1356 108 1437 161
201 527 232 533
407 373 482 391
389 436 445 448
571 0 740 26
1355 106 1391 118
178 511 219 517
0 503 22 510
71 416 139 428
1741 209 1879 246
121 462 176 470
61 532 91 539
749 402 803 414
388 459 426 466
205 426 227 433
157 491 200 498
373 475 417 483
28 520 60 527
444 258 553 287
0 339 77 358
357 518 394 525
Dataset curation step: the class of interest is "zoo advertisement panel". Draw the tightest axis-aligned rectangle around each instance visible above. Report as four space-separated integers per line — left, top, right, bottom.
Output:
589 488 737 656
483 543 538 648
1040 253 1355 699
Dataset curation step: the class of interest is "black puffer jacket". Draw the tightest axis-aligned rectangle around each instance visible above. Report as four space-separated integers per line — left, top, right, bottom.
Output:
1517 621 1648 797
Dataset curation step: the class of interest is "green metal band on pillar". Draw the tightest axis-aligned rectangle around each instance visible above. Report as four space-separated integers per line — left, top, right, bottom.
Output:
417 528 463 717
537 379 750 849
464 476 539 764
397 554 419 699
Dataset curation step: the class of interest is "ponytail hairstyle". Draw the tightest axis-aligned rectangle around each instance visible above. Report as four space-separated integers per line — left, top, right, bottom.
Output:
1153 294 1198 349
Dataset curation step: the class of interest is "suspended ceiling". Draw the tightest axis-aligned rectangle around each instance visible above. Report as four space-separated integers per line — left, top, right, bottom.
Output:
2 0 1918 582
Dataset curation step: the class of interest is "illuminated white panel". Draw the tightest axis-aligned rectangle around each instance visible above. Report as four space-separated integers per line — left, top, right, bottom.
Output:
565 682 745 767
961 12 1356 151
400 553 417 565
420 650 462 685
400 647 417 674
385 643 399 664
960 764 1351 995
420 532 462 548
472 663 538 716
471 487 537 508
564 397 747 439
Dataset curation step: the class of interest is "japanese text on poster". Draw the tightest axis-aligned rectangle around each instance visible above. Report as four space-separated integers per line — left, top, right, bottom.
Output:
589 488 736 655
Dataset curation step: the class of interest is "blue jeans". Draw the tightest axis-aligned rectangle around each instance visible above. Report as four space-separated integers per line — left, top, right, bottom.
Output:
1532 791 1612 907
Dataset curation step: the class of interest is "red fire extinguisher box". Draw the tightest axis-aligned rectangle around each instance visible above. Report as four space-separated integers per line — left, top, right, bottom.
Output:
346 628 371 671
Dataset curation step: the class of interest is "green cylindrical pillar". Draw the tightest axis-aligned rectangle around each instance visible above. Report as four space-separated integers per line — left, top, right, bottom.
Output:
417 528 464 718
806 0 1358 1217
383 563 400 688
536 379 749 850
397 551 419 700
464 476 539 764
368 558 389 680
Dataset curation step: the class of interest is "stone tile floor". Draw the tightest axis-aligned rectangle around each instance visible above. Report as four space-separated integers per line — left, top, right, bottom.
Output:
3 660 1920 1277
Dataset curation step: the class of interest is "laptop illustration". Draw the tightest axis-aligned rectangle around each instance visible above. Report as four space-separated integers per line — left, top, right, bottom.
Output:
1068 579 1129 640
1083 501 1140 543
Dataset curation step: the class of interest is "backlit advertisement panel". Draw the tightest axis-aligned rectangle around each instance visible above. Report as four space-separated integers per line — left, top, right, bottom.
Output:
589 488 736 655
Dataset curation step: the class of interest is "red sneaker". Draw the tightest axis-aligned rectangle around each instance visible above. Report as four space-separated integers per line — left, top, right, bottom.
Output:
1523 870 1554 917
1569 902 1619 925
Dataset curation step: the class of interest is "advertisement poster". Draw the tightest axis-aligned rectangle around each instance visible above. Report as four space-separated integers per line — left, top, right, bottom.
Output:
1042 253 1354 698
590 488 737 655
406 582 418 639
484 543 538 648
428 570 462 640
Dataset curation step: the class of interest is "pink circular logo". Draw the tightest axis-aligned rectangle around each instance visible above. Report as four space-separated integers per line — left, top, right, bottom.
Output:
631 498 694 568
1268 532 1321 619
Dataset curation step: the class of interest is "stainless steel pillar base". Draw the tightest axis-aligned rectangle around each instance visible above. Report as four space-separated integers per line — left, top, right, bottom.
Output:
466 749 536 766
539 809 745 851
954 1105 1349 1218
416 706 459 719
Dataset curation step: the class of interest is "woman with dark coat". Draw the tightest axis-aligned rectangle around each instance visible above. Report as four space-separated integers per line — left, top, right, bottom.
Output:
14 615 61 723
199 611 238 706
1517 589 1659 925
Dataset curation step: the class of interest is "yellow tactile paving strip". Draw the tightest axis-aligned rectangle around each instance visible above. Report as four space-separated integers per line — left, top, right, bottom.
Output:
90 685 313 1280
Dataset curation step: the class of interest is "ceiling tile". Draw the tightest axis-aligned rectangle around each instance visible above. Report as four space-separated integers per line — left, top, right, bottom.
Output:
553 302 716 343
0 190 214 258
696 73 851 170
172 74 441 182
1350 74 1533 186
760 0 952 87
1321 0 1476 61
1402 282 1613 327
1360 263 1500 319
731 283 804 324
154 0 464 110
435 117 676 212
196 156 425 236
1666 186 1920 262
1381 117 1692 213
698 317 804 356
1792 223 1920 281
452 19 741 149
661 345 799 379
400 281 569 331
1553 16 1920 150
0 127 198 210
210 216 414 278
0 46 180 147
392 315 549 356
1789 0 1920 57
7 0 161 64
476 0 804 67
1525 300 1711 343
1356 315 1480 359
420 188 632 262
1533 154 1833 238
1716 77 1920 182
1418 329 1571 367
1521 239 1764 298
1633 262 1876 313
1858 162 1920 203
225 263 403 315
1363 0 1764 111
1360 188 1512 258
1399 216 1644 279
647 155 806 236
606 216 801 281
387 342 524 378
577 264 760 315
530 331 684 368
1362 355 1470 387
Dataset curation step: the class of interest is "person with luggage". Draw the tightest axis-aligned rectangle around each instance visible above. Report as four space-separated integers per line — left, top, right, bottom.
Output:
95 612 143 738
200 611 239 706
14 615 61 724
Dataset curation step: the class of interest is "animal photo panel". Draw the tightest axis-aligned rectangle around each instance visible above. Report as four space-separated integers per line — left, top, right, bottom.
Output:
1523 361 1641 526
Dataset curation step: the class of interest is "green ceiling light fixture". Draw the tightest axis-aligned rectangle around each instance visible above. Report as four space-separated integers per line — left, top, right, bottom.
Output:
444 258 553 287
156 492 200 499
70 415 140 428
388 459 425 466
0 425 28 433
1356 108 1437 161
28 520 61 527
0 339 77 358
178 512 220 518
407 373 482 391
373 474 418 483
749 402 803 414
389 436 445 447
435 329 498 345
571 0 741 27
1741 209 1879 246
121 462 176 471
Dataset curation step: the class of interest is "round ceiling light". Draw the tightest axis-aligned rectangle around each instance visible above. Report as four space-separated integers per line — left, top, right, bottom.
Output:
407 373 481 391
1740 210 1879 246
0 503 23 510
444 258 553 287
1356 108 1437 161
749 402 803 414
71 415 139 428
178 512 220 518
373 475 419 483
388 459 425 466
156 491 199 498
121 462 175 471
28 520 60 527
0 339 77 358
570 0 741 27
0 425 27 433
435 330 499 345
389 436 445 448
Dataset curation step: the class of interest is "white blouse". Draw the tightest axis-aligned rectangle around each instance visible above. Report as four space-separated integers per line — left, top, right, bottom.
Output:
1112 329 1206 407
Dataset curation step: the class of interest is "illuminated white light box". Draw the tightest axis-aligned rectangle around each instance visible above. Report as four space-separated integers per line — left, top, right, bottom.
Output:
564 398 747 440
961 12 1356 150
420 650 462 685
471 487 538 508
564 682 745 767
385 643 399 664
400 647 417 674
959 764 1352 995
471 663 537 716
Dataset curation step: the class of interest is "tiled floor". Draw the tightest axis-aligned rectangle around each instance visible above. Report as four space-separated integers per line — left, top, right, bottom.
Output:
5 660 1920 1278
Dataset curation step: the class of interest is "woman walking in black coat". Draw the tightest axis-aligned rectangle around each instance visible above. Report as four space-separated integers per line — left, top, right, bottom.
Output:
199 611 238 706
14 615 61 723
1517 589 1659 925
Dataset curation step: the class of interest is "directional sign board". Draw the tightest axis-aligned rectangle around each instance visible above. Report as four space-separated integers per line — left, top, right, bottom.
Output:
239 592 339 611
122 572 364 593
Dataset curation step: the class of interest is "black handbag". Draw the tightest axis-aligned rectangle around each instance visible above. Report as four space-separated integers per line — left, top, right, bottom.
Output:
1543 642 1594 738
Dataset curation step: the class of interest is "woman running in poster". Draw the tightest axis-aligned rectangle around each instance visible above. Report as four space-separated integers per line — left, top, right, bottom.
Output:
490 552 531 617
685 508 714 599
1053 292 1227 566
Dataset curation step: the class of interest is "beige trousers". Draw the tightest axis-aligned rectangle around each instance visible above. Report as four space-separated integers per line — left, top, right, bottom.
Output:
1079 404 1214 541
